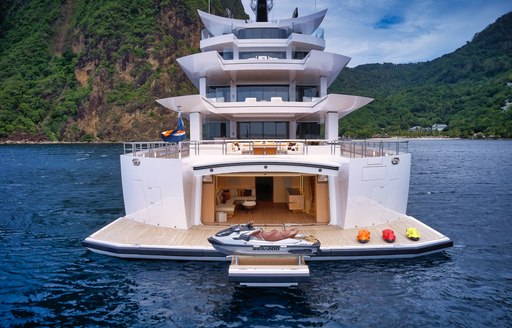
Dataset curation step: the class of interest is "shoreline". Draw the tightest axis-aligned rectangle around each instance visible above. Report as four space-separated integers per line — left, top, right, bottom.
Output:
2 136 510 145
0 140 124 145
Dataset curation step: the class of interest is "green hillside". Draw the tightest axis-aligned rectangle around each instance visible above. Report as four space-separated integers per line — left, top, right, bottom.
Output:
331 12 512 138
0 2 510 141
0 0 247 142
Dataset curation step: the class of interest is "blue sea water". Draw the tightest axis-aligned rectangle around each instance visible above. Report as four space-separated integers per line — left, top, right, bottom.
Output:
0 140 511 327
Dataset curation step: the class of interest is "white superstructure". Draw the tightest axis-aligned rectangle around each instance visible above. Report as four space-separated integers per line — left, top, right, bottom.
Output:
157 8 370 142
83 1 452 270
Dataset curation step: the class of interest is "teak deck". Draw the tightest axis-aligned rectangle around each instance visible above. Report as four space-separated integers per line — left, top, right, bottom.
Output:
87 215 447 250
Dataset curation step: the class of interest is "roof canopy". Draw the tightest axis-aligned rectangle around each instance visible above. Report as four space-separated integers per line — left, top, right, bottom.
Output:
177 50 350 88
198 9 328 37
156 94 373 122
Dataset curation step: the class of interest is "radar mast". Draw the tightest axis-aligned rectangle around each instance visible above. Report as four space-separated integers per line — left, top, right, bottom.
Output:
250 0 274 22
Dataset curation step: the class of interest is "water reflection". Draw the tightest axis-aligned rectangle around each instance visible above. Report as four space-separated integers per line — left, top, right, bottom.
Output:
215 286 321 327
1 141 511 327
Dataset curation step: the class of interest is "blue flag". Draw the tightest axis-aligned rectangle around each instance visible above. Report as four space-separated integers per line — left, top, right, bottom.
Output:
161 112 186 143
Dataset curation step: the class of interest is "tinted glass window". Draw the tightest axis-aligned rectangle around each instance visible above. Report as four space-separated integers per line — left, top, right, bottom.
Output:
204 121 230 139
237 28 289 39
237 85 289 102
207 86 230 102
296 85 319 102
239 51 286 59
218 51 233 60
296 122 322 139
292 51 310 59
237 122 289 139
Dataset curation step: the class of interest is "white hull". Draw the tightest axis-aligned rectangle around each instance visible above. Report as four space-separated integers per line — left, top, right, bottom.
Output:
118 141 413 231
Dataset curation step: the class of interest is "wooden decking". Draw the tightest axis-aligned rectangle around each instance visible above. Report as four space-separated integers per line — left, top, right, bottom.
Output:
88 215 447 249
222 202 317 225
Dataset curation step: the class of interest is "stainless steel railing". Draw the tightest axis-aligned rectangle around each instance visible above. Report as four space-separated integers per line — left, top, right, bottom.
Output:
123 139 409 159
123 141 190 159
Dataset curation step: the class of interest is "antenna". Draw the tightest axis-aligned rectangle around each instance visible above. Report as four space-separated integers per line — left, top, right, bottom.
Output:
250 0 274 22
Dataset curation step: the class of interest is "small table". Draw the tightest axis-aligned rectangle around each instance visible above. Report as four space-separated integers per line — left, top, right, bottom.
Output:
253 144 277 155
242 201 257 213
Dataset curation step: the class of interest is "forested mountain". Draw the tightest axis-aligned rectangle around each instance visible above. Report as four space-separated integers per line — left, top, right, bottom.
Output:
0 1 510 141
332 12 512 138
0 0 247 142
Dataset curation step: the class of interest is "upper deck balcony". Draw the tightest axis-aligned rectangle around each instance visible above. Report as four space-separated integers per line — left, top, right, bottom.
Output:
177 50 350 89
123 139 409 160
197 9 327 40
156 93 373 122
199 28 326 54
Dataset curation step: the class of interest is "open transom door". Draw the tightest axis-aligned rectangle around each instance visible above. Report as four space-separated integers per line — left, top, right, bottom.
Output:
201 173 330 225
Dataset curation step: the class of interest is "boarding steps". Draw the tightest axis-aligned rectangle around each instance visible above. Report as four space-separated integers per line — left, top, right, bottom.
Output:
228 255 310 287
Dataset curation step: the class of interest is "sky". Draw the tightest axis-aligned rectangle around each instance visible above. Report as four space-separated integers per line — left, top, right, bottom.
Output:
240 0 512 67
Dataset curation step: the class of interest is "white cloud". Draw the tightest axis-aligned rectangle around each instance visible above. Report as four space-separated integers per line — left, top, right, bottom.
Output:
239 0 512 66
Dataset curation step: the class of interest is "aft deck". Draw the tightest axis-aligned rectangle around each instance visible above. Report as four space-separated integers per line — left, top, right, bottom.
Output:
215 201 317 225
122 139 409 159
83 215 452 261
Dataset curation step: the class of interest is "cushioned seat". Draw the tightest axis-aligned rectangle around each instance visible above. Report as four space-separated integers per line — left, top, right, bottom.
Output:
215 191 235 217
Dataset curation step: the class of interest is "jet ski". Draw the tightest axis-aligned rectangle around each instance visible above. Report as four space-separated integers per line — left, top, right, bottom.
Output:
207 222 321 256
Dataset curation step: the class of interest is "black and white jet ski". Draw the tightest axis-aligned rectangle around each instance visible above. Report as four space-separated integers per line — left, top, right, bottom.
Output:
207 222 321 256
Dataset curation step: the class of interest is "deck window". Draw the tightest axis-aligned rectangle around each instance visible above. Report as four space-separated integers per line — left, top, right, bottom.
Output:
207 86 230 102
237 28 290 39
239 51 286 59
296 122 322 139
237 85 289 102
296 85 319 102
238 121 289 139
292 51 310 59
218 51 233 60
204 121 229 139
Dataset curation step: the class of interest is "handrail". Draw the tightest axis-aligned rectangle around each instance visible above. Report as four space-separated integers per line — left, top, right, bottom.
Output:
336 140 409 158
123 141 190 159
123 139 409 159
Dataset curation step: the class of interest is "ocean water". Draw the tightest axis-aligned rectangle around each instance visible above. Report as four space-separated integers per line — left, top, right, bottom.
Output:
0 140 511 327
